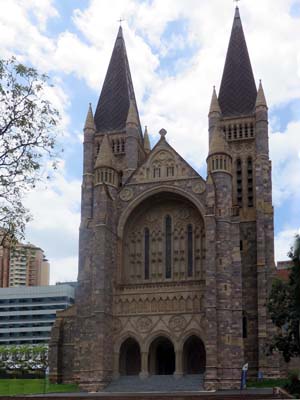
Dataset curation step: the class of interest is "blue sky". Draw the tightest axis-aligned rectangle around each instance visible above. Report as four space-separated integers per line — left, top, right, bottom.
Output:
1 0 299 283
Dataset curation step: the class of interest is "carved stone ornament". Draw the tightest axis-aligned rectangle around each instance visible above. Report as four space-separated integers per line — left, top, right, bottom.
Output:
168 315 186 332
112 318 122 334
120 188 133 201
192 181 206 194
136 316 153 333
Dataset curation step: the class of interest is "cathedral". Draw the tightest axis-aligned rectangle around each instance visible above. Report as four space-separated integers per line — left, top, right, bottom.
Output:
49 7 281 391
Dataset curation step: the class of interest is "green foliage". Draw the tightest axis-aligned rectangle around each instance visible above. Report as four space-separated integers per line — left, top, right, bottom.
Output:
0 379 79 395
0 344 48 373
0 57 59 244
247 378 289 388
268 235 300 362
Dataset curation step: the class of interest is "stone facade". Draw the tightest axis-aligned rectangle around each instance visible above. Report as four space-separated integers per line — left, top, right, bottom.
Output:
49 8 281 391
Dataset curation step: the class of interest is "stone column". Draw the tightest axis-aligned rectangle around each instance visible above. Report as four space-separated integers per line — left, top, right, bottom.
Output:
174 350 183 378
139 352 149 379
113 352 120 379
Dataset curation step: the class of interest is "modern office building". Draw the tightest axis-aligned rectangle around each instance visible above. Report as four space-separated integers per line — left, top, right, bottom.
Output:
8 243 50 287
0 284 74 345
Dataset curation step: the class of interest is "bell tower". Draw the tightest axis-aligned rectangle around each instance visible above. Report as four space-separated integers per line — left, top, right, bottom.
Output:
209 6 279 378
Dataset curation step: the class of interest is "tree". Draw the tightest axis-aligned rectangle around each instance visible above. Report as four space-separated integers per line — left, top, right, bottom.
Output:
268 234 300 362
0 57 59 244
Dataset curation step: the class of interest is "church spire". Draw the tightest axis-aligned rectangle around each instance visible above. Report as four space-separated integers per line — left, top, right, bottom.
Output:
84 103 96 132
218 7 257 117
143 126 151 154
209 86 221 115
95 134 113 169
256 80 268 109
94 26 141 134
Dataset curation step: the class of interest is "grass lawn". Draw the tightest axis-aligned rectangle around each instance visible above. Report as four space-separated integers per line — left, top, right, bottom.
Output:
247 378 289 388
0 379 79 395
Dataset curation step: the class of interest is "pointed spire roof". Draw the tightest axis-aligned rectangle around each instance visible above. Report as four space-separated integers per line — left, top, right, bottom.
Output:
209 86 221 114
218 7 257 117
94 26 141 134
84 103 96 131
143 126 151 153
95 134 113 168
256 80 268 108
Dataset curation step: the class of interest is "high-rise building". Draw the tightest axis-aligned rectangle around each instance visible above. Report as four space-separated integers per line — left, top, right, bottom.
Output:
50 7 281 391
0 284 74 345
0 245 10 288
8 243 50 287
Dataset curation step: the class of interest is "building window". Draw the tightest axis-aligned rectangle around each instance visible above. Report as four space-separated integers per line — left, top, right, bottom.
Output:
165 215 172 279
247 157 253 207
144 228 150 280
243 315 248 338
187 224 193 277
236 159 243 207
153 167 161 178
167 166 174 177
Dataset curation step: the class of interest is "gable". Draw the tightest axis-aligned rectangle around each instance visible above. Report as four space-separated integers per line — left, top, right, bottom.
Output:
128 138 205 185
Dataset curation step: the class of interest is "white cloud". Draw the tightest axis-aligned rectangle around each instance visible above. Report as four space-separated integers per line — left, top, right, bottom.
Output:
271 121 300 206
0 0 299 280
275 228 300 262
48 256 78 284
24 164 81 283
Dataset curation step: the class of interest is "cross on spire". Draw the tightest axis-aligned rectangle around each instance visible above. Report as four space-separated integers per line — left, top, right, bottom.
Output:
117 18 125 25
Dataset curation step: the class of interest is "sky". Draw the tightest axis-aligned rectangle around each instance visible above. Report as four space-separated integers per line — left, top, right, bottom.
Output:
1 0 299 284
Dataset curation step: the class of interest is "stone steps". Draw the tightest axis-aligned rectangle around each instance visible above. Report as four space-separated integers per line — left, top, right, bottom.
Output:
103 375 204 393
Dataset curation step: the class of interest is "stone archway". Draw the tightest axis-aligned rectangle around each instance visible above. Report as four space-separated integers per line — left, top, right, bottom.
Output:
183 335 206 374
119 338 141 376
148 336 175 375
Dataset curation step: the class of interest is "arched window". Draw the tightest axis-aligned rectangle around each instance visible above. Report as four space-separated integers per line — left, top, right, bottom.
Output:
153 167 161 178
165 215 172 279
121 138 125 153
236 159 243 207
144 228 150 280
187 224 193 277
247 157 253 207
243 315 248 338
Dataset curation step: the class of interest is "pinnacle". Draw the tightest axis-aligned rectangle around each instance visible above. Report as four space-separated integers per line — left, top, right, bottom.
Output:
126 99 139 126
117 25 123 39
256 80 268 108
143 126 151 153
84 103 95 131
209 86 221 115
95 134 113 169
209 126 230 156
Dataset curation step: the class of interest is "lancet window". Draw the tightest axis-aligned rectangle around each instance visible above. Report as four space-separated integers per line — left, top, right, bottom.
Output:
247 157 253 207
123 200 205 284
187 224 193 277
165 215 172 279
144 228 150 280
236 158 243 207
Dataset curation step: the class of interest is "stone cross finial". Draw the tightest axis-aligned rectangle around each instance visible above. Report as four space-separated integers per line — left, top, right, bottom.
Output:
117 18 125 25
159 128 167 138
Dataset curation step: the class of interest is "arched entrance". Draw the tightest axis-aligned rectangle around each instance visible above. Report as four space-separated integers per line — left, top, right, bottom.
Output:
148 336 175 375
119 338 141 376
183 336 206 374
